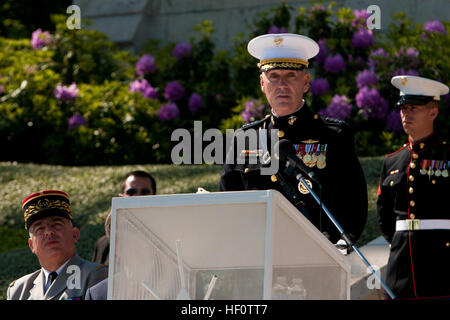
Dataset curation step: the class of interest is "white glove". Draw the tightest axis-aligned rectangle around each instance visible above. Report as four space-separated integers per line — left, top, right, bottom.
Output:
196 187 210 193
335 239 349 255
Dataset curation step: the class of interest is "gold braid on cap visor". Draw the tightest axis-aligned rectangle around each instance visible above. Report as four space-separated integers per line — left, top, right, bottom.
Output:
258 58 308 71
24 199 72 222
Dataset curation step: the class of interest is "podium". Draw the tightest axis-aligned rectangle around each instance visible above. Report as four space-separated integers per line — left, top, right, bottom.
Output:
107 190 350 300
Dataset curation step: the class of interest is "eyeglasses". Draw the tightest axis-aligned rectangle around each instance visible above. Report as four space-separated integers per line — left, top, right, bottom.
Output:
125 188 152 196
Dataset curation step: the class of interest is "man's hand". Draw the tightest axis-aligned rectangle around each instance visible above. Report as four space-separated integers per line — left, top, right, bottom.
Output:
335 239 351 255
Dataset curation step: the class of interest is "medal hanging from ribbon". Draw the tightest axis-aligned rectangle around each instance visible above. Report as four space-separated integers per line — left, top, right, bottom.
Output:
420 159 427 175
435 160 442 177
303 144 312 166
443 161 449 178
317 144 327 169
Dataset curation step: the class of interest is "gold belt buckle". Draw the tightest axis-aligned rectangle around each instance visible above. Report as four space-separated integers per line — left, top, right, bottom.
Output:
406 219 420 231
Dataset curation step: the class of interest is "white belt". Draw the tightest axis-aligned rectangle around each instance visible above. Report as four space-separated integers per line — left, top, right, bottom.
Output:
396 219 450 231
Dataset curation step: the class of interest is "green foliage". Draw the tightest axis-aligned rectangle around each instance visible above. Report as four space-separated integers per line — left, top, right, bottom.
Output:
0 5 449 165
0 227 28 254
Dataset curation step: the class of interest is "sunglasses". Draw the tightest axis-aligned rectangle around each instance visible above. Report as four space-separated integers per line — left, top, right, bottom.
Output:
125 188 152 196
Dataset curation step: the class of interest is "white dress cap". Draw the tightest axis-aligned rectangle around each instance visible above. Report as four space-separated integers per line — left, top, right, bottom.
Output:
248 33 319 71
391 75 449 100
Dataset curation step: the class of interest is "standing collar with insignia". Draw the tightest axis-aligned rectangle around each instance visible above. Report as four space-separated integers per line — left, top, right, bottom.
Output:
408 132 440 152
270 102 315 129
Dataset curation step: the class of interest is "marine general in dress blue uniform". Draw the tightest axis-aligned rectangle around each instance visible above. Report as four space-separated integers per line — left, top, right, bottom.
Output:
219 33 368 248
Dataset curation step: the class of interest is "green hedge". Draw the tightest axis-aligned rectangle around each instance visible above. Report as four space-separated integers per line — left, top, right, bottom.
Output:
0 4 448 165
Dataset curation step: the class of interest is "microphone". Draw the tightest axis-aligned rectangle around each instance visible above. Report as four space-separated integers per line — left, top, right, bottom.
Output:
274 139 320 185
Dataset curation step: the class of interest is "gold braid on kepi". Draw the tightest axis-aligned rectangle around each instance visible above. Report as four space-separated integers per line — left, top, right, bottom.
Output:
22 190 72 230
257 58 308 72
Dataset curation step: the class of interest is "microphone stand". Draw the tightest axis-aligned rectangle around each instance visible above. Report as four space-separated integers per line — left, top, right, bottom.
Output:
291 168 397 300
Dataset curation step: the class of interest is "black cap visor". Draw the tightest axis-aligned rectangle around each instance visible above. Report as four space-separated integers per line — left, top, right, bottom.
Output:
395 95 435 109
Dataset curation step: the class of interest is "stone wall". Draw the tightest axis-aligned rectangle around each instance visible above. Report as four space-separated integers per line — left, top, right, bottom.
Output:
73 0 449 52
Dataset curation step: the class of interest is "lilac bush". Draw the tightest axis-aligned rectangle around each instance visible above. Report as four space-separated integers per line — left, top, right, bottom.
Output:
323 54 346 73
30 29 52 49
356 69 378 88
241 99 266 123
310 78 330 95
423 20 446 35
188 93 203 112
54 83 79 101
386 110 403 133
356 86 389 120
352 9 370 27
319 95 353 120
164 81 185 101
352 28 375 49
68 114 87 130
136 54 157 76
173 42 192 60
158 102 180 121
129 79 158 99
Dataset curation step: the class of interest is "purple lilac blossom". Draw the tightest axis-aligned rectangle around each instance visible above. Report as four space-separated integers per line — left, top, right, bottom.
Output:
324 54 346 73
173 42 192 60
164 81 185 101
423 20 446 35
31 29 52 49
241 99 265 123
370 48 390 59
188 93 203 112
136 54 157 76
129 79 158 99
352 28 375 49
355 86 389 120
310 78 330 96
356 69 378 88
406 47 419 58
352 9 370 27
158 102 180 121
315 39 329 64
320 95 353 120
386 110 403 133
368 48 390 68
54 83 79 101
68 114 87 130
268 26 287 34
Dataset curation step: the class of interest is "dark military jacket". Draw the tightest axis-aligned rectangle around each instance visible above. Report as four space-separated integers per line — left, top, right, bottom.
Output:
219 104 368 244
377 133 450 299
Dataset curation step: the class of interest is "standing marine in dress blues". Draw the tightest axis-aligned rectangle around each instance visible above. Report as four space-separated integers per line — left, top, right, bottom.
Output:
377 75 450 299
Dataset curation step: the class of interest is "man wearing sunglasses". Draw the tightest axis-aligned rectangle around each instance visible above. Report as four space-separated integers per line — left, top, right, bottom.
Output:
377 75 449 299
91 170 156 265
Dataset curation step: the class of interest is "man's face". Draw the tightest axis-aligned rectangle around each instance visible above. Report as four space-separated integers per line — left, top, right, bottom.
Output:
260 69 310 117
28 216 79 265
400 103 438 138
120 175 154 197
